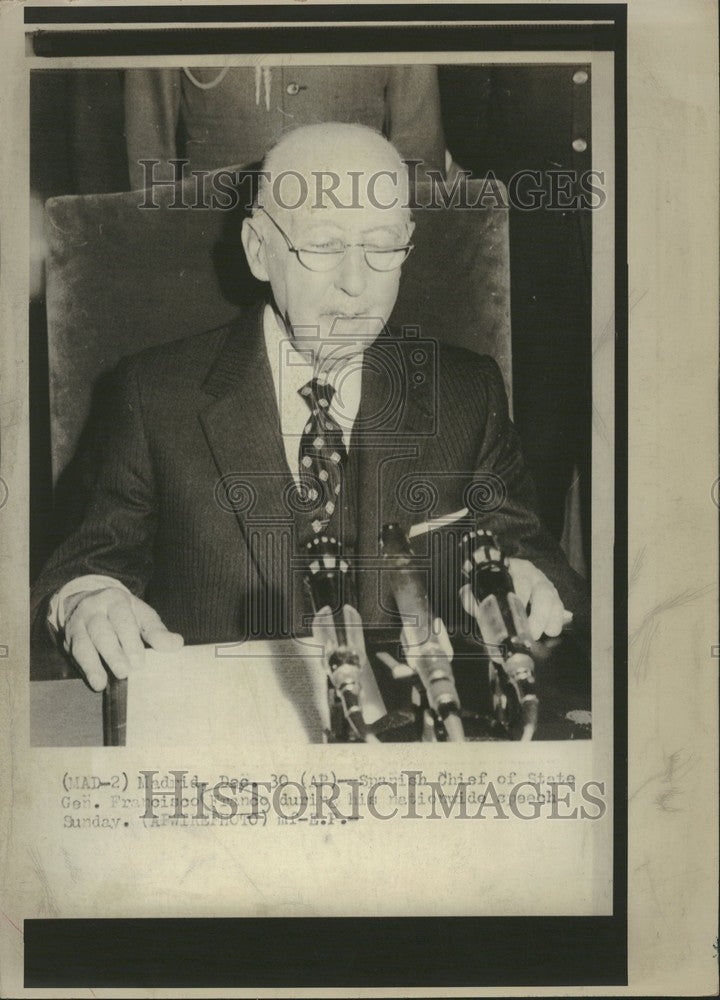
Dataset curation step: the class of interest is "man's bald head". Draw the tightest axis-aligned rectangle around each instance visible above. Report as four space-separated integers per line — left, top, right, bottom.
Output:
256 122 412 219
242 122 415 360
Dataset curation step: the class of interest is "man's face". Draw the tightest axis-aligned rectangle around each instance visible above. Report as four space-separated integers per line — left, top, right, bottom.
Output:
256 168 413 362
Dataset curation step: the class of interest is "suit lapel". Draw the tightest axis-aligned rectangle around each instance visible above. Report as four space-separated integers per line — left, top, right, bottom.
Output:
199 304 295 598
198 315 436 627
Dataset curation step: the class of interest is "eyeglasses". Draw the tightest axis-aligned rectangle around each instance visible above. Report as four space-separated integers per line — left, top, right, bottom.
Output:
258 207 414 273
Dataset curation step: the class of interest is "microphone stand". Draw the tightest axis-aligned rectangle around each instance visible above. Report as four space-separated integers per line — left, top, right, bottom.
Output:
459 526 539 741
380 523 465 743
304 535 380 744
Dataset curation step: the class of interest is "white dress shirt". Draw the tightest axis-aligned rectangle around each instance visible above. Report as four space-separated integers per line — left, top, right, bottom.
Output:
262 304 362 480
48 304 365 632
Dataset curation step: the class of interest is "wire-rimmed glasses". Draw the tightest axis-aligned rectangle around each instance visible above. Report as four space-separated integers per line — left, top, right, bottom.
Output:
258 207 414 273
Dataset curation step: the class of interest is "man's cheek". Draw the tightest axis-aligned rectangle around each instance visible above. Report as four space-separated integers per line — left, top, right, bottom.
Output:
287 280 328 327
378 275 402 314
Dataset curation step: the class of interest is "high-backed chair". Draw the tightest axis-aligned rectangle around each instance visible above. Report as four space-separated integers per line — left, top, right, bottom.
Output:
44 172 511 495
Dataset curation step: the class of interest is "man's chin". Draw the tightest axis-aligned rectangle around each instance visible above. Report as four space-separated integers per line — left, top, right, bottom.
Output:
321 316 385 348
291 316 385 362
317 338 372 364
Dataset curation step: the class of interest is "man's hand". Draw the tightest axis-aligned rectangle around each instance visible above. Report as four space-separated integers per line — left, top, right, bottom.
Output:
506 558 571 641
62 587 184 691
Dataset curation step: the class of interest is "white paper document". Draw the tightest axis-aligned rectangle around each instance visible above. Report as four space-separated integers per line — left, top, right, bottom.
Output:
125 638 386 745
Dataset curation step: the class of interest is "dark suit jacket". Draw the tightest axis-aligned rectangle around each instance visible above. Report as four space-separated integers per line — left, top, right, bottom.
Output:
31 303 586 673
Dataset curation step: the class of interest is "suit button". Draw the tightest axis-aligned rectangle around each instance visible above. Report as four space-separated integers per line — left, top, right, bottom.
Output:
573 69 589 85
286 82 301 95
572 138 588 153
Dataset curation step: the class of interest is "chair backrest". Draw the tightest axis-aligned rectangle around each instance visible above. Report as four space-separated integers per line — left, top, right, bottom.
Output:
44 173 511 485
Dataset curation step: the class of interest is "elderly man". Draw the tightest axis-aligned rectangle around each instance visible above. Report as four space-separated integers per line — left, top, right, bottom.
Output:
31 122 584 693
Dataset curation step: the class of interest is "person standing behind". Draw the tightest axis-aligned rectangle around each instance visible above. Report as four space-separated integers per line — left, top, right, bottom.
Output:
124 64 446 188
440 65 592 574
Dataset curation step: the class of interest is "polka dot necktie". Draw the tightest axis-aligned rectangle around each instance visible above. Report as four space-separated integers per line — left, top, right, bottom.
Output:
298 377 348 533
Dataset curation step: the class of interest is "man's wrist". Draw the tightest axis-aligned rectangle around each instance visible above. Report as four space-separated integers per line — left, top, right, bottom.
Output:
47 575 132 635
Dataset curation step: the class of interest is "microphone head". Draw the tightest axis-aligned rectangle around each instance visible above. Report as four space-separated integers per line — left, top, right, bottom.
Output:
380 523 413 560
305 534 350 577
304 534 354 616
460 527 505 579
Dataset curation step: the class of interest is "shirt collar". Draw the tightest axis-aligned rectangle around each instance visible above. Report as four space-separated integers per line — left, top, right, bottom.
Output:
262 303 364 420
263 303 315 403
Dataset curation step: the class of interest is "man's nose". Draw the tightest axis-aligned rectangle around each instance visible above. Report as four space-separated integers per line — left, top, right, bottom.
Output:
334 245 368 297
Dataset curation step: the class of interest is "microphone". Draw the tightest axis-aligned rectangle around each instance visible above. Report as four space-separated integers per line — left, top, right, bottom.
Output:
304 535 378 743
380 523 464 742
459 527 538 740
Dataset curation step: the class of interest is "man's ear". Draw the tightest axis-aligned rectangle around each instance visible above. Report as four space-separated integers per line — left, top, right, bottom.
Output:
241 216 270 282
